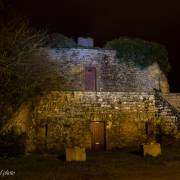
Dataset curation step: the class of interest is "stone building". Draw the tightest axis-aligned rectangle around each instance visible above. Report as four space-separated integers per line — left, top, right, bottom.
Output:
1 39 180 153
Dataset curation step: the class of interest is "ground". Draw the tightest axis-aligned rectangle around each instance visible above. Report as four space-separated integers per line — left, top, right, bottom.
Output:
0 144 180 180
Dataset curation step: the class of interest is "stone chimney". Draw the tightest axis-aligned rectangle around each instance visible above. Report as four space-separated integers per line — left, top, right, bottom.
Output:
77 37 94 48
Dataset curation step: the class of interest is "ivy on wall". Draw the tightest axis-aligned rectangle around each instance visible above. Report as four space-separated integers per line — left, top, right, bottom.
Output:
104 37 171 75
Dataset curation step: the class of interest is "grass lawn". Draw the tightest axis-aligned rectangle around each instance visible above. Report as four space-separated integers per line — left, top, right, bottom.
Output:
0 144 180 180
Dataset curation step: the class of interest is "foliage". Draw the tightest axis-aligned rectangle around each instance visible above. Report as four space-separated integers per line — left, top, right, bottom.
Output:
104 37 170 74
0 17 46 58
0 130 25 158
0 17 64 127
46 33 77 48
0 17 43 122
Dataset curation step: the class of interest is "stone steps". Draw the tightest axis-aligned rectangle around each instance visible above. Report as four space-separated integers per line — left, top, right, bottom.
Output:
154 91 180 134
162 93 180 112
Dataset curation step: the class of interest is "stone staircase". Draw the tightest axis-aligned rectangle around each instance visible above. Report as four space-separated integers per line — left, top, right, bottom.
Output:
154 91 180 133
162 93 180 112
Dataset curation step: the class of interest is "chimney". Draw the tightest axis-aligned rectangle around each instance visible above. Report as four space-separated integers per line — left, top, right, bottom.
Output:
77 37 94 48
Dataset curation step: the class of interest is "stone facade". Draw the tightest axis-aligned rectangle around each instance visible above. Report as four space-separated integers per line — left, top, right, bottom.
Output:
45 48 165 92
1 47 178 154
27 91 180 152
2 90 180 153
32 91 156 152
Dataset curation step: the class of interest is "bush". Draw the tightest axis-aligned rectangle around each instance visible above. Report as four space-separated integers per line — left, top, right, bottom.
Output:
104 37 170 74
46 33 77 48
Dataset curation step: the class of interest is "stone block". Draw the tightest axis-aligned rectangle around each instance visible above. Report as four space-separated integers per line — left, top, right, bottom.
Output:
143 143 161 157
66 147 86 161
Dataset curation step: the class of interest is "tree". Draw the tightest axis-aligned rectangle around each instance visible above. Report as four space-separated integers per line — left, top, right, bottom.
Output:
0 17 62 127
104 37 170 75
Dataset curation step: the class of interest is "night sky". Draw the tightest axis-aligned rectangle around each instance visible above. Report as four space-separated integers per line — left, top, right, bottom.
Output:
15 0 180 92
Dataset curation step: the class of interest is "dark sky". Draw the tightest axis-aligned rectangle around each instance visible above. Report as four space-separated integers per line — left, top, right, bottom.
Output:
15 0 180 92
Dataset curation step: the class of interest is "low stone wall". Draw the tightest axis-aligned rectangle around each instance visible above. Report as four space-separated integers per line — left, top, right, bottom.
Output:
154 91 180 137
162 93 180 112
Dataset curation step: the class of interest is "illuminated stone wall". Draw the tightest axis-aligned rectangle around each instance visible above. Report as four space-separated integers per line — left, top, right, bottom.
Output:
155 91 180 137
31 91 156 152
2 91 179 153
45 48 162 92
0 47 173 153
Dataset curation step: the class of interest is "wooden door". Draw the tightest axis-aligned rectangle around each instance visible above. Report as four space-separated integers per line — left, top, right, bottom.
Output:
90 121 105 151
85 67 96 91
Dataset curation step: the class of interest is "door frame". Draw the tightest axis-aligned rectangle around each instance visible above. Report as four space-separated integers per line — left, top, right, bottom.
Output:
85 66 97 91
90 121 106 151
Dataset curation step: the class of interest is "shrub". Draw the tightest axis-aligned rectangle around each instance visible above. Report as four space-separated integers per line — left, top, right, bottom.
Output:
46 33 77 48
104 37 170 75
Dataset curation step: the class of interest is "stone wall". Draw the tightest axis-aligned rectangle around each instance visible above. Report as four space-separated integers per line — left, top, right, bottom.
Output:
162 93 180 112
2 90 180 153
145 63 170 93
0 47 172 153
45 48 162 92
31 91 156 152
154 91 180 137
